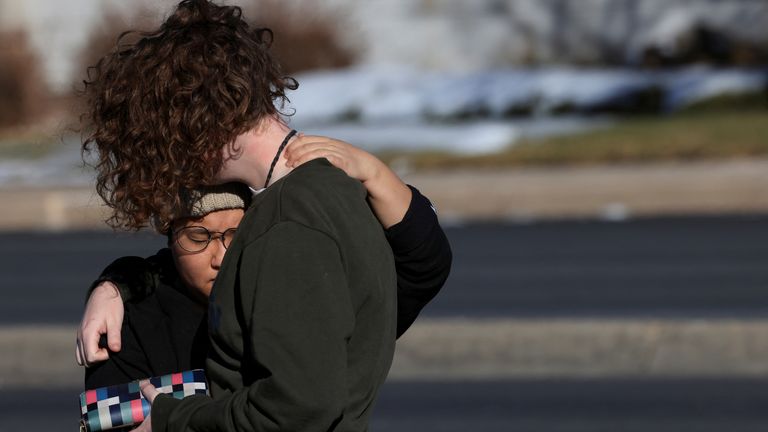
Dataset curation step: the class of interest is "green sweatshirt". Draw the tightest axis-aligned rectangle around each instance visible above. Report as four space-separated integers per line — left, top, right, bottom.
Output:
152 158 397 431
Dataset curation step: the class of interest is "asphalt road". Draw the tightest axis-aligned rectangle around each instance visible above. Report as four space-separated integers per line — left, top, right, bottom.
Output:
0 214 767 323
4 378 768 431
1 215 768 430
434 214 768 318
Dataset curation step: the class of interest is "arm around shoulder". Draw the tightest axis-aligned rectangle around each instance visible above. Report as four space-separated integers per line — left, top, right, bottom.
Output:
78 252 166 366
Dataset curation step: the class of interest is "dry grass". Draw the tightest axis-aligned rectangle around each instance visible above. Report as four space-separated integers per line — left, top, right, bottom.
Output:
381 109 768 170
0 134 56 159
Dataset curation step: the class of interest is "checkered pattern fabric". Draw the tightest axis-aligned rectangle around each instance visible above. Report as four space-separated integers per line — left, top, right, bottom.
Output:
79 369 208 431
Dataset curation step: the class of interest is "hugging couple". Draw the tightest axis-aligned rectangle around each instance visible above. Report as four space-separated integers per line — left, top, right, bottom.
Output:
75 1 452 431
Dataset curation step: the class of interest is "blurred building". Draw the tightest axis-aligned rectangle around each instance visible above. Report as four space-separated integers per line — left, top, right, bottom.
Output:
346 0 768 70
1 0 766 93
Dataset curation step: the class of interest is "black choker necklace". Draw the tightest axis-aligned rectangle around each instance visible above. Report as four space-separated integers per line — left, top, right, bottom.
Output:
263 129 297 188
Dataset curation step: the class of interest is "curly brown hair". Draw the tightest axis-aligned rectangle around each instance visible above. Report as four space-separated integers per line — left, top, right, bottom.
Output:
81 0 297 232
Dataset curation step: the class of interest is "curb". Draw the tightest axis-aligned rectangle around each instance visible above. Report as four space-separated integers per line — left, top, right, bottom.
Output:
3 318 768 389
1 158 768 230
402 158 768 223
0 187 109 231
390 318 768 379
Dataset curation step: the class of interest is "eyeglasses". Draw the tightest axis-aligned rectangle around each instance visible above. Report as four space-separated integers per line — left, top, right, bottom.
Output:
174 226 237 253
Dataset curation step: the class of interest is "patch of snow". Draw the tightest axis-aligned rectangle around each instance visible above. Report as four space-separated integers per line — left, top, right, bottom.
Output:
663 67 768 110
1 65 764 187
289 66 766 125
299 121 519 155
298 117 614 155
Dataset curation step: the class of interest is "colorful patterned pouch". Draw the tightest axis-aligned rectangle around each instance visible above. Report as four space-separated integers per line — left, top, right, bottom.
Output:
78 369 208 431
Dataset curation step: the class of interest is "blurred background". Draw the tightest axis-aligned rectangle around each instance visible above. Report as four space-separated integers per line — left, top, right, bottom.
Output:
1 0 767 430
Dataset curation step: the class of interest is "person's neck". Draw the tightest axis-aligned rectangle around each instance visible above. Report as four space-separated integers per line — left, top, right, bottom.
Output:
261 122 296 188
229 117 296 189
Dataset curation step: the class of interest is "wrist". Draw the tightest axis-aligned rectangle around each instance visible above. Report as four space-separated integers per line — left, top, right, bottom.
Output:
94 281 121 300
360 155 384 187
361 158 392 200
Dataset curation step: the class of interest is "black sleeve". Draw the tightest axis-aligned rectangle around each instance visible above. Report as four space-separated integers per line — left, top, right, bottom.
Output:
386 185 452 338
85 250 169 304
84 313 152 389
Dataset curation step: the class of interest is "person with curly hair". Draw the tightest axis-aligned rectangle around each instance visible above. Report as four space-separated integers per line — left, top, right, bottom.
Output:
80 1 451 431
77 141 451 386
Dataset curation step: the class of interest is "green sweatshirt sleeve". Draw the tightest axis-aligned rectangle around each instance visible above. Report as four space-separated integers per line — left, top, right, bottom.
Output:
152 221 355 431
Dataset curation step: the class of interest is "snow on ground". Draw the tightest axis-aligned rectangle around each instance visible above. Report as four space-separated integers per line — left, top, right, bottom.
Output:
288 65 767 126
299 121 519 155
662 67 768 110
0 135 94 186
0 66 765 186
299 117 614 155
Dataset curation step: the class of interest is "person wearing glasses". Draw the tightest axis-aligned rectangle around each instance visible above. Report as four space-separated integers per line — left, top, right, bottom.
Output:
80 141 452 393
83 182 249 390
